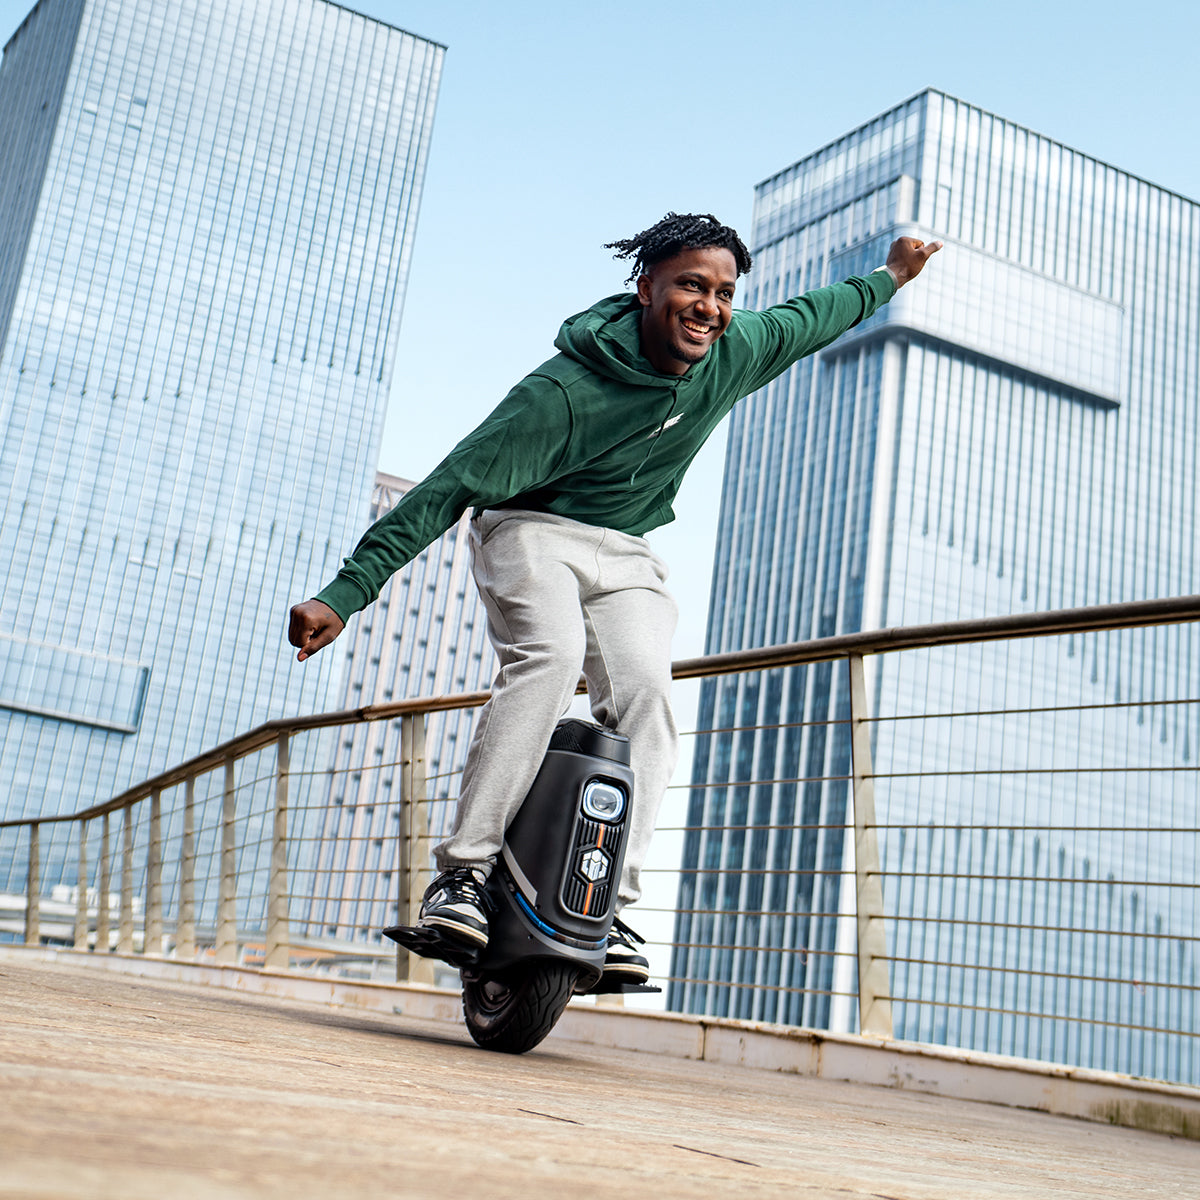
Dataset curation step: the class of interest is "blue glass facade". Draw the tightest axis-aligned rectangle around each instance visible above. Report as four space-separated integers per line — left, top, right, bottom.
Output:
0 1 442 883
672 91 1200 1080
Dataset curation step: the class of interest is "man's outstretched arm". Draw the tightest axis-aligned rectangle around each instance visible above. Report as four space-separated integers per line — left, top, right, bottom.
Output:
288 598 345 662
286 377 574 664
734 235 944 394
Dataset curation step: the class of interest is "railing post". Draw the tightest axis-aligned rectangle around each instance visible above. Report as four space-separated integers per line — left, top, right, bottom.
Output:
216 756 238 964
176 778 196 959
117 805 135 954
96 812 111 953
146 789 163 955
396 714 433 984
847 652 894 1038
23 822 40 947
74 818 89 951
265 733 290 970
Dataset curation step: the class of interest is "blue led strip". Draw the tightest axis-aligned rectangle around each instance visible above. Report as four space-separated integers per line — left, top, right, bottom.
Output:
513 889 606 950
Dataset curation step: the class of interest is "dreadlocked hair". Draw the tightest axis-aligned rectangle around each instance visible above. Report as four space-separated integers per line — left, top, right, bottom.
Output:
604 212 752 285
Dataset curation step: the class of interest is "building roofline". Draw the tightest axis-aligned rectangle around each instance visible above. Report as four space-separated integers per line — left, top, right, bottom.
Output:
320 0 447 50
755 85 1199 210
3 0 47 54
4 0 448 55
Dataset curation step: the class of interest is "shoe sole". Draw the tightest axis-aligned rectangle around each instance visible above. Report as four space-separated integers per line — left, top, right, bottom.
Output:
602 962 650 983
418 916 489 948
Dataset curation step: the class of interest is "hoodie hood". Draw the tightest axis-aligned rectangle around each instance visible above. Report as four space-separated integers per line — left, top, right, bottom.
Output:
555 293 709 388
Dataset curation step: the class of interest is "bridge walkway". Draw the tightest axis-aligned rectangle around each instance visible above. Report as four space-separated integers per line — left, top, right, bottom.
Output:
2 955 1196 1199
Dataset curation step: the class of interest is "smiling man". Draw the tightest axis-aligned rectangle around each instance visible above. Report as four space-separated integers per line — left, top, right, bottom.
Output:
288 212 940 980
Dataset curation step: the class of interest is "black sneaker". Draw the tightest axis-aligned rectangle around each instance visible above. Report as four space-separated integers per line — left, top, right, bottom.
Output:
417 867 489 948
603 916 650 982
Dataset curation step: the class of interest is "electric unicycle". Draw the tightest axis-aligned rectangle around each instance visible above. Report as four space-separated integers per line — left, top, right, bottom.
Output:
384 718 658 1053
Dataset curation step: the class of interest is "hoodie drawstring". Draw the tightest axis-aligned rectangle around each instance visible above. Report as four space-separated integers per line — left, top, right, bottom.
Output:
629 386 680 485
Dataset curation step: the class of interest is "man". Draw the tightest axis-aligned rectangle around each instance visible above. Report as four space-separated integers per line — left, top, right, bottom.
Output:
289 212 941 982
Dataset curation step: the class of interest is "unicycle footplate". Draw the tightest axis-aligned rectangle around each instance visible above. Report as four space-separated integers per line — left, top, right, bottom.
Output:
382 923 661 994
382 923 482 970
576 975 662 997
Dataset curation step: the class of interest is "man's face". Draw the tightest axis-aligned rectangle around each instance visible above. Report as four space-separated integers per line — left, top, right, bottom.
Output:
636 246 738 376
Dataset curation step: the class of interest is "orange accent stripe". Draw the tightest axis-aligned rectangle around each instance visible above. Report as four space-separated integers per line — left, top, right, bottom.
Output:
581 824 608 916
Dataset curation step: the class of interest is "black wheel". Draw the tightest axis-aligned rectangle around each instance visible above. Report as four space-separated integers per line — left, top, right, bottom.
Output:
461 961 579 1054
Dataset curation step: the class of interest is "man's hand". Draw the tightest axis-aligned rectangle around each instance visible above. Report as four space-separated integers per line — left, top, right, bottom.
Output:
288 598 345 662
886 236 943 286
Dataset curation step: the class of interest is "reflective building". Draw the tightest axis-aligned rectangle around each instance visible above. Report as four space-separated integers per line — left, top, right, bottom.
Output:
0 0 443 882
302 472 494 945
672 90 1200 1079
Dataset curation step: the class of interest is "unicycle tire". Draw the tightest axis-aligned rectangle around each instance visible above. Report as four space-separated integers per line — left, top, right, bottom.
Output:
462 961 579 1054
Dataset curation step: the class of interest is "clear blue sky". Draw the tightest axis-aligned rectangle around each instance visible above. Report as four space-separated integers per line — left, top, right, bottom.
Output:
3 0 1197 655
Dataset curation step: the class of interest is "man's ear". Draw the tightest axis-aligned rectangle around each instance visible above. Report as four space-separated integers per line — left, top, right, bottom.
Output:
636 272 652 307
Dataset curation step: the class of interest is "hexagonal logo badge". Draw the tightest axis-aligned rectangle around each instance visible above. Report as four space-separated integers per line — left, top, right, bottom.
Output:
579 847 610 882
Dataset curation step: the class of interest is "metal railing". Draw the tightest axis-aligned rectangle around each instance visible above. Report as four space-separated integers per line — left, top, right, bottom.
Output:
3 595 1199 1085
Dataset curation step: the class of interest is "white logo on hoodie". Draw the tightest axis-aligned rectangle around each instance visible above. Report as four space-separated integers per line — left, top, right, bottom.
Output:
647 412 685 439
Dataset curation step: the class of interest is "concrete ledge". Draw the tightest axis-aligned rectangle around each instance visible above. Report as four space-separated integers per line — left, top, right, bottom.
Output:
8 944 1198 1140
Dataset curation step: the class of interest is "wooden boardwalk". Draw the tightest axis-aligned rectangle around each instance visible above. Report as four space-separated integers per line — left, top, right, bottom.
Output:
2 954 1197 1199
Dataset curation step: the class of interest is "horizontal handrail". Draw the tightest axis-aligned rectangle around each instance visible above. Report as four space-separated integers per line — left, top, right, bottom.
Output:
4 592 1199 831
671 593 1200 679
0 690 490 828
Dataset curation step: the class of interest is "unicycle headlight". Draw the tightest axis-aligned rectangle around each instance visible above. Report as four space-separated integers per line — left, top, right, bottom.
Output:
581 780 626 823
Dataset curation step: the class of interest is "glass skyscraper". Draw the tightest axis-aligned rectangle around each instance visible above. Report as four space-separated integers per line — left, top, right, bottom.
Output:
673 90 1199 1079
0 0 442 882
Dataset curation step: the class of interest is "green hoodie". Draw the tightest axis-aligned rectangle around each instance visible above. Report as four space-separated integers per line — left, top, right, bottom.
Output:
316 269 896 622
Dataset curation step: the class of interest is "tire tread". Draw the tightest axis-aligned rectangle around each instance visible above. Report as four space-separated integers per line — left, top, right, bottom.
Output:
462 962 578 1054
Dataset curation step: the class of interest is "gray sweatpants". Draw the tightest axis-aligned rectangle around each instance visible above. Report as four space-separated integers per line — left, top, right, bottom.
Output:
433 508 679 907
